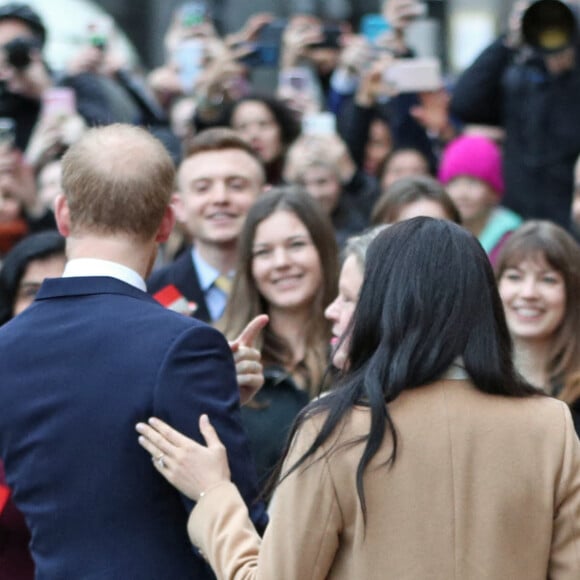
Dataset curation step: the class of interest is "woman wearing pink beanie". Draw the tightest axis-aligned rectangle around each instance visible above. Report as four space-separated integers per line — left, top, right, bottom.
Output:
439 135 522 263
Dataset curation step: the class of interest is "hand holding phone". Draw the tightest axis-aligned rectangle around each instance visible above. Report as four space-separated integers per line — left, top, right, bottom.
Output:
384 0 427 31
238 19 286 68
174 39 205 93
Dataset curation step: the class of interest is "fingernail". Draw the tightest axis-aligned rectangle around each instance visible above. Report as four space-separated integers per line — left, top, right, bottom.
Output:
148 417 159 426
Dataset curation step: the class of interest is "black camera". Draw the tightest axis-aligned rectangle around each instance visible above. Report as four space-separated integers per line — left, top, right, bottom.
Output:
3 37 40 70
522 0 578 53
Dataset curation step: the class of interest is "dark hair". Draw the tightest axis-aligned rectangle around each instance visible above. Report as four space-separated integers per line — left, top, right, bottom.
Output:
378 147 431 184
227 94 301 148
0 2 47 45
371 175 461 225
282 218 539 522
495 220 580 397
0 231 65 325
220 186 338 396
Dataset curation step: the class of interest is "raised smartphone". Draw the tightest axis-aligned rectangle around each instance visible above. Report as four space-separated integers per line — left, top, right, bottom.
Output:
383 57 442 93
41 87 77 118
174 39 204 93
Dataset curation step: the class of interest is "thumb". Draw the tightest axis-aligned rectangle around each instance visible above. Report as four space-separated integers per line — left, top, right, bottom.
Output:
232 314 269 348
199 414 222 448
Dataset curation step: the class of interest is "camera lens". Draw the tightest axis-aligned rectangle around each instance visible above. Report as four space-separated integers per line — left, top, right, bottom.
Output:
522 0 577 53
4 38 34 70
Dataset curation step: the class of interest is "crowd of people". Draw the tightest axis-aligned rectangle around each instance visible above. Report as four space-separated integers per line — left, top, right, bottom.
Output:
0 0 579 578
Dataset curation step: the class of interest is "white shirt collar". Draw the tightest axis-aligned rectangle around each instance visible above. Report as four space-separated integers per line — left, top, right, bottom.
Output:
62 258 146 292
191 247 234 292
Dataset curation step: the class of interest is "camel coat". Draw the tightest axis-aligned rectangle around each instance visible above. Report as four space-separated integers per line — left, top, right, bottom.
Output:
189 379 580 579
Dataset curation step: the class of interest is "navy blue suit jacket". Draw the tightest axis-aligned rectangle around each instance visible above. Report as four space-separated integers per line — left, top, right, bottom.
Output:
0 276 266 579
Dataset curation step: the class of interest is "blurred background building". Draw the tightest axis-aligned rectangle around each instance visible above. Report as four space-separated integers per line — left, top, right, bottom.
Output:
3 0 519 75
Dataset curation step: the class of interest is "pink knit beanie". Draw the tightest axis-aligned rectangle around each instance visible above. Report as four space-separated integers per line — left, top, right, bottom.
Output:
438 135 504 195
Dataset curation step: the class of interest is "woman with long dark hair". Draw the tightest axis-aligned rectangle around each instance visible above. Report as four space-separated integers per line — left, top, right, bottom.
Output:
137 218 580 579
228 95 301 185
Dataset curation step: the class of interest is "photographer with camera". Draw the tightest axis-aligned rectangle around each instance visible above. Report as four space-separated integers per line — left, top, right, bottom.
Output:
451 0 580 229
0 3 174 161
0 3 52 151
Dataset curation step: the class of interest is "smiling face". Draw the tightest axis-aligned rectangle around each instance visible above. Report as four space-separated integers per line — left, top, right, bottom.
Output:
175 148 263 247
231 101 283 164
251 209 322 316
498 254 566 346
324 254 363 370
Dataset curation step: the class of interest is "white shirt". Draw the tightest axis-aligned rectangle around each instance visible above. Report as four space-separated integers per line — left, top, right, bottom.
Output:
62 258 146 292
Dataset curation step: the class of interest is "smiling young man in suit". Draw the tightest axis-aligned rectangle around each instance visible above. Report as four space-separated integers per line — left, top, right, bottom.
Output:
0 124 266 579
147 128 265 322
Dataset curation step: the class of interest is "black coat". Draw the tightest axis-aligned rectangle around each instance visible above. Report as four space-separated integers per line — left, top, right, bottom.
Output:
451 39 580 228
147 250 211 323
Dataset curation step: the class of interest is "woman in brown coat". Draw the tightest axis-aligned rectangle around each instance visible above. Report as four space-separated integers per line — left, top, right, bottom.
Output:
137 218 580 580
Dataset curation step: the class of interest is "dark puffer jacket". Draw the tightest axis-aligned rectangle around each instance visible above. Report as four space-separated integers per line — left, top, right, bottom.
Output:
451 38 580 228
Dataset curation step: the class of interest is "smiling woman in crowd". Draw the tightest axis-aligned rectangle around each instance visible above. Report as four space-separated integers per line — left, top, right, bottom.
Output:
495 220 580 434
216 186 338 485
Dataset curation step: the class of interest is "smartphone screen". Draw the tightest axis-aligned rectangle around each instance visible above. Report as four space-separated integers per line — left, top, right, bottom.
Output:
0 118 15 148
383 58 442 93
42 88 77 118
279 69 312 92
179 1 209 27
174 39 204 92
360 14 390 44
239 19 286 68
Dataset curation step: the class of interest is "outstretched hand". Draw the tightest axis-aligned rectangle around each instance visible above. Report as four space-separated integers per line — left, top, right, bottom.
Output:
136 415 230 502
229 314 269 405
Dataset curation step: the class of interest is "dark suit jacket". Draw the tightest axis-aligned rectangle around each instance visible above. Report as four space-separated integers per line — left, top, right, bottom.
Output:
0 276 266 579
147 250 211 323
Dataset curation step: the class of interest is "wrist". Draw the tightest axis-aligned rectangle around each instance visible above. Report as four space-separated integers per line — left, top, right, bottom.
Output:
196 479 231 503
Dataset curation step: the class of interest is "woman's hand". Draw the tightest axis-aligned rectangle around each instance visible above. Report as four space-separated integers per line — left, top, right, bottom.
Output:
136 415 230 502
229 314 269 405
